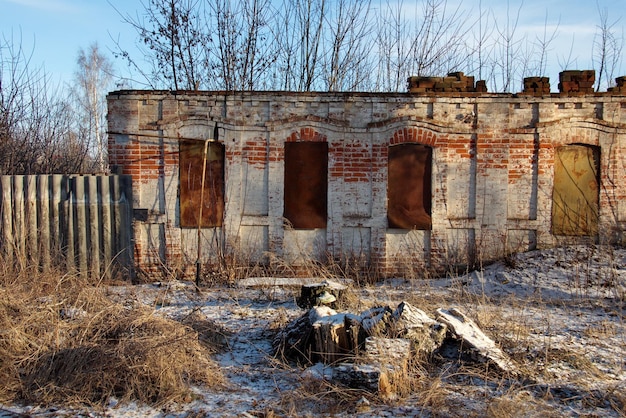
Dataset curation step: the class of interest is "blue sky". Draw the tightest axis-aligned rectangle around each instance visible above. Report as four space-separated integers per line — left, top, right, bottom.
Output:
1 0 142 86
0 0 623 91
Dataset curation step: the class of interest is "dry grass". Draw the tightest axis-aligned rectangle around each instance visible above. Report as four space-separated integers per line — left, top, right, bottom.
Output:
486 388 560 418
0 263 225 408
269 244 625 416
2 242 621 415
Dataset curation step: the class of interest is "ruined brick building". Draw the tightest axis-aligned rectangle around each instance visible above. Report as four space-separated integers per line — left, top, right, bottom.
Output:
107 72 626 278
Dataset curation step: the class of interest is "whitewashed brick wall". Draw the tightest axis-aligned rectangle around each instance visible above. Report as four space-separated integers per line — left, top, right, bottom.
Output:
107 91 626 278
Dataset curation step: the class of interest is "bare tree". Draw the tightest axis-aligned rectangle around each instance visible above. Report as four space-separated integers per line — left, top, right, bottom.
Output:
532 12 560 77
464 0 497 85
410 0 470 77
275 0 327 91
492 0 525 92
110 0 594 94
322 0 372 91
209 0 277 90
0 32 91 175
113 0 210 90
372 0 470 92
593 4 623 91
299 0 327 91
557 34 578 72
73 43 113 173
374 0 412 91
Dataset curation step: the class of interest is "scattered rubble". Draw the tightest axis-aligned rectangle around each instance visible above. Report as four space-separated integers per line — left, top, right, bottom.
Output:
436 308 518 375
393 301 447 354
274 296 518 395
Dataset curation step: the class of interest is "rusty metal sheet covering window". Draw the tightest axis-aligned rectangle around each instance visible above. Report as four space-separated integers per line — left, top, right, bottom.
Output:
388 143 432 229
284 142 328 229
179 140 225 227
552 145 600 236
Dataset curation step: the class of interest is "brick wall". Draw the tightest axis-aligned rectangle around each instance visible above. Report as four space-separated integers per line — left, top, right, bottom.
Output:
107 89 626 279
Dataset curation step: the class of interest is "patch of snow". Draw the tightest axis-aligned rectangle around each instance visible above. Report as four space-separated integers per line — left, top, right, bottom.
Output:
2 245 625 417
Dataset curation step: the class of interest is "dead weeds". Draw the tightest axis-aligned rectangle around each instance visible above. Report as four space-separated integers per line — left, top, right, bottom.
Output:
0 265 225 408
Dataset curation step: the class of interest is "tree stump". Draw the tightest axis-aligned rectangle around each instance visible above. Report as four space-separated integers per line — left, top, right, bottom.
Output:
392 301 447 354
312 314 350 363
297 280 347 309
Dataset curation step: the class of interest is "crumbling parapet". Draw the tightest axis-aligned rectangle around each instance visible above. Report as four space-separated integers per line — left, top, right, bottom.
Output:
608 76 626 93
522 77 550 96
559 70 595 94
408 72 486 93
407 70 626 95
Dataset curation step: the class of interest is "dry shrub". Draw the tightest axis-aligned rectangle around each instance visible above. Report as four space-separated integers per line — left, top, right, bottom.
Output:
486 389 559 418
374 359 428 403
289 375 370 415
180 308 229 350
412 375 448 410
0 265 224 407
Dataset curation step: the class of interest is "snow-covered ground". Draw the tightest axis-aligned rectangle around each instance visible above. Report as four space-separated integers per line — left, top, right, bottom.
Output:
2 245 624 417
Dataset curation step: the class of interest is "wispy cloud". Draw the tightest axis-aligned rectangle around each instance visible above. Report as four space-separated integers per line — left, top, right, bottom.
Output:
2 0 78 13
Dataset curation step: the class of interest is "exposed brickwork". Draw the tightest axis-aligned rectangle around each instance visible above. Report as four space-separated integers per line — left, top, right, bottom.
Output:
342 143 372 183
286 127 327 142
107 85 626 279
609 76 626 93
522 77 551 95
408 72 483 93
242 138 269 168
559 70 595 94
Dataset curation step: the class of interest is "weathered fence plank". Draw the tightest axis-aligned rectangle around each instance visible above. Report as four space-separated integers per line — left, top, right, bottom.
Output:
1 176 13 266
25 176 38 267
0 175 133 280
12 176 25 265
100 177 112 279
37 176 51 271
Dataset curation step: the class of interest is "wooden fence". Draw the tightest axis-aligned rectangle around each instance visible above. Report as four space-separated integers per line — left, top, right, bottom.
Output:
0 175 133 279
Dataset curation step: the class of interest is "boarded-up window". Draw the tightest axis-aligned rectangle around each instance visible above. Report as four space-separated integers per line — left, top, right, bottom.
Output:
388 143 432 229
179 140 225 227
284 142 328 228
551 144 600 236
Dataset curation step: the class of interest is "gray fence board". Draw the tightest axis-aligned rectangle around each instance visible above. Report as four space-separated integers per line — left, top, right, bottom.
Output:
0 175 133 279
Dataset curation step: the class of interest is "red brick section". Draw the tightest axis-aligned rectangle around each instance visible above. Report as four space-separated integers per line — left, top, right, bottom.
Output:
329 142 344 180
342 142 371 183
609 76 626 93
407 72 485 93
522 77 550 95
559 70 595 94
508 134 538 182
390 127 438 146
477 133 507 172
242 137 268 168
109 136 170 182
286 127 327 142
109 139 141 177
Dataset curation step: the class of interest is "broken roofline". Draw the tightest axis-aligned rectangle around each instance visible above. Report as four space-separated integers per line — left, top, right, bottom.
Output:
109 70 626 96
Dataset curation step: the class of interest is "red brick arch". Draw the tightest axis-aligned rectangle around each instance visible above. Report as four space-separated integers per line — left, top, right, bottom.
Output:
390 127 437 146
286 127 327 142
